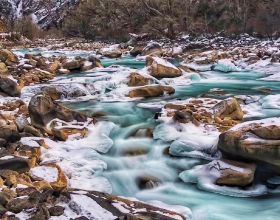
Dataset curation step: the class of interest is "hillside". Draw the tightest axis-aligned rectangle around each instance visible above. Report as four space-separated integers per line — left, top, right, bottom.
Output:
0 0 79 28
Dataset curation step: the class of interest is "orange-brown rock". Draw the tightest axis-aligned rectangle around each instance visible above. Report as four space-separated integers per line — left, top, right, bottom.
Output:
52 127 88 141
146 56 182 79
128 73 150 87
128 85 175 98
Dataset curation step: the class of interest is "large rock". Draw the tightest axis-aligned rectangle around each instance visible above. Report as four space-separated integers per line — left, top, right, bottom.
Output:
47 60 61 74
146 57 182 79
214 159 256 187
63 60 82 71
218 118 280 168
0 76 21 97
52 127 88 141
0 49 18 63
128 73 150 87
142 42 163 56
28 93 88 128
0 158 30 173
213 98 244 121
103 49 122 59
0 125 20 142
128 85 175 98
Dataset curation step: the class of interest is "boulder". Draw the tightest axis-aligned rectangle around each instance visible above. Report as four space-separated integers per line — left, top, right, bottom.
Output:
213 98 244 121
0 77 21 97
63 60 82 71
28 204 50 220
23 125 42 137
128 85 175 98
20 69 54 85
0 125 20 142
142 42 163 56
0 62 8 75
0 158 30 173
47 60 61 74
103 49 122 59
28 93 88 128
52 127 88 141
218 118 280 168
48 206 65 216
41 86 62 100
130 46 144 57
88 56 103 68
146 57 182 79
6 197 37 213
0 49 18 63
213 159 256 187
128 73 150 87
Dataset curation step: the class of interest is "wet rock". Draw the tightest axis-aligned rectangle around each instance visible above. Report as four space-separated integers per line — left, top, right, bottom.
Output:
0 49 18 63
23 125 43 137
146 57 182 79
173 111 199 126
251 125 280 140
28 93 88 128
142 42 162 56
218 118 280 169
0 169 18 186
20 69 54 86
103 49 122 59
88 56 103 68
28 204 50 220
128 85 175 98
63 60 82 71
48 206 65 216
0 62 8 75
52 127 88 141
6 196 36 213
136 176 161 190
0 191 11 206
0 158 30 173
42 86 62 100
0 125 20 142
213 98 244 121
128 73 150 87
16 187 38 197
130 46 144 57
213 159 256 187
47 60 61 74
0 76 21 97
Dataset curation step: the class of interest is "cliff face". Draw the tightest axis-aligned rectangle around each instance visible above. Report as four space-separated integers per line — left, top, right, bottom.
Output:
0 0 80 28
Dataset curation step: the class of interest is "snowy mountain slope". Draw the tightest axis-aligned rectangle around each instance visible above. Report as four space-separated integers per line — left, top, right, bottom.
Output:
0 0 80 28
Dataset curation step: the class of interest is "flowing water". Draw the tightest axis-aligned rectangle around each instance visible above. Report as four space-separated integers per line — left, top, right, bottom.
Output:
16 49 280 219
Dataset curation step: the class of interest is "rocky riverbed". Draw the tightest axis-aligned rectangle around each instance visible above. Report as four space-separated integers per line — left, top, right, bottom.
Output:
0 35 279 219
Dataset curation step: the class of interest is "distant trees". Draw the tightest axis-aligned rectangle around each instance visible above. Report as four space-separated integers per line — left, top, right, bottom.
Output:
61 0 280 40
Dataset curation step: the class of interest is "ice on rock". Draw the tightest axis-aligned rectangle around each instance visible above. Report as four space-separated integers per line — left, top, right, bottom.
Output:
154 118 220 160
30 166 58 182
212 59 242 73
179 162 267 197
23 121 117 192
54 194 116 220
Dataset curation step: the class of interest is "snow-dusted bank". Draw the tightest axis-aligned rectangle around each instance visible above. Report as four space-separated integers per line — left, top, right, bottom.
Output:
0 35 279 219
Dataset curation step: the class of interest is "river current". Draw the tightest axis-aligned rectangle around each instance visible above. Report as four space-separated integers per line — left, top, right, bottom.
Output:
16 48 280 220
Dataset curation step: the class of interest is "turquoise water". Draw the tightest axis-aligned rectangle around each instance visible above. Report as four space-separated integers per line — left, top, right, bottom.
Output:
65 58 280 219
16 48 280 219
